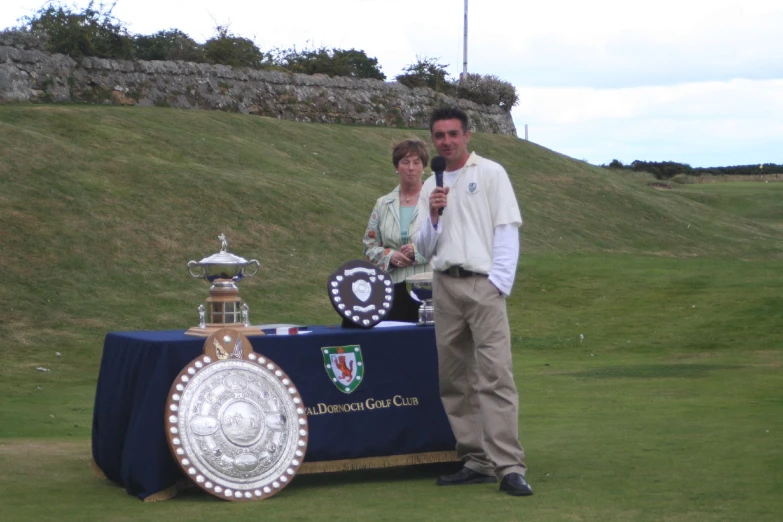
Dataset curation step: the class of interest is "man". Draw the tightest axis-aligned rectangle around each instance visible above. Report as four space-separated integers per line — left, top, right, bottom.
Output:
413 107 532 496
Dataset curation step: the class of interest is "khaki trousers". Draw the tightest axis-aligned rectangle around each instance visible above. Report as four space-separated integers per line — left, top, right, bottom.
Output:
433 271 527 478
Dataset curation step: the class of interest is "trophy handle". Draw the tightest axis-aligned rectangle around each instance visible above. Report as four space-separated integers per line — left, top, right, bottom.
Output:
243 259 260 278
187 261 205 279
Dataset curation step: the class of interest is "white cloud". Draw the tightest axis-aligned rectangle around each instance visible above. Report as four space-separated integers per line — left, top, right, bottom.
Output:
471 0 783 87
513 79 783 166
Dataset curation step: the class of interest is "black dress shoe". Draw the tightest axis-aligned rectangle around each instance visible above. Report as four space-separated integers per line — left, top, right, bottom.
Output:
499 473 533 496
436 466 497 486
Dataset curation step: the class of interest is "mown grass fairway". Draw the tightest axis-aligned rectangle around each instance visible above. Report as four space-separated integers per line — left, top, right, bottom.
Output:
0 105 781 520
675 182 783 228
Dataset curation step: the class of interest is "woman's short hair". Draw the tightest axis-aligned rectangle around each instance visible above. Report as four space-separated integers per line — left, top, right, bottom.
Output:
392 139 430 168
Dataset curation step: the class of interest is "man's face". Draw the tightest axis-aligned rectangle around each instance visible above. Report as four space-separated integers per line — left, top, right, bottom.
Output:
431 118 471 167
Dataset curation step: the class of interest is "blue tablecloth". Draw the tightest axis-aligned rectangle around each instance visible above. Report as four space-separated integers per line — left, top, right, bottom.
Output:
91 325 456 500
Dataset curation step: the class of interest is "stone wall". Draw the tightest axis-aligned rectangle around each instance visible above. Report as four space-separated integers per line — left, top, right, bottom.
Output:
0 45 516 135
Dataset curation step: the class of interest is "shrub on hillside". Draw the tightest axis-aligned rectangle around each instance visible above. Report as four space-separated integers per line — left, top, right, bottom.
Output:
133 29 204 62
454 73 518 111
396 56 455 94
203 25 269 68
270 46 386 80
631 160 693 180
23 1 134 59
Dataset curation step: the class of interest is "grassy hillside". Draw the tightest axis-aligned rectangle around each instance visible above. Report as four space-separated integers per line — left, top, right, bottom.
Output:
1 105 781 520
1 105 779 330
1 102 781 400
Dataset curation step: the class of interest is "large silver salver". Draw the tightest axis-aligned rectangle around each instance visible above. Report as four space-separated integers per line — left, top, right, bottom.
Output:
406 272 434 326
186 234 261 336
165 328 308 501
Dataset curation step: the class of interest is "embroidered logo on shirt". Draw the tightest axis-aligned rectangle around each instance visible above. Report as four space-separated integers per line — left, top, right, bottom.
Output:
468 182 477 193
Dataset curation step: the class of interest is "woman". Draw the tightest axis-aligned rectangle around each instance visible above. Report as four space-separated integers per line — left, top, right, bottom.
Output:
362 139 431 322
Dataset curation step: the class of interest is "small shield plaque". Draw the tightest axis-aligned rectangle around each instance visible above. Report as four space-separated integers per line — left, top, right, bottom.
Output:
327 260 390 328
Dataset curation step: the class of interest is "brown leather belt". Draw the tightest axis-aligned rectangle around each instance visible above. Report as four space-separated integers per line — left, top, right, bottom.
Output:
440 266 484 277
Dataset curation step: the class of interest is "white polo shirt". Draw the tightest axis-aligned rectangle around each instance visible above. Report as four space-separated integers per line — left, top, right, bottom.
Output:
413 152 522 293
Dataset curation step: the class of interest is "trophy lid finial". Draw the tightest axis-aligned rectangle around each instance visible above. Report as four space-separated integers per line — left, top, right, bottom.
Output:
218 234 228 252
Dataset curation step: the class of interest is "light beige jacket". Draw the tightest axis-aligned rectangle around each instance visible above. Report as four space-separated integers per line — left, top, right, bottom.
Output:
363 186 430 283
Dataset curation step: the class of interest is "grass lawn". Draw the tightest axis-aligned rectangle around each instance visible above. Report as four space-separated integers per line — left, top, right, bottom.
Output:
1 254 780 521
674 182 783 228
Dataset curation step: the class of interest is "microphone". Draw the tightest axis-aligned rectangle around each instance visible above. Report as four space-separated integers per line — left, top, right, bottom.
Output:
431 156 446 216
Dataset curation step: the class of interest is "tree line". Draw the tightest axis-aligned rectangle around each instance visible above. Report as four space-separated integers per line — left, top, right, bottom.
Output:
2 1 518 111
604 159 783 179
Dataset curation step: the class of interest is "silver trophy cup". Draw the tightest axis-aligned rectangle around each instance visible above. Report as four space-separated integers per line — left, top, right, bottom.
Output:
187 234 260 328
405 272 434 326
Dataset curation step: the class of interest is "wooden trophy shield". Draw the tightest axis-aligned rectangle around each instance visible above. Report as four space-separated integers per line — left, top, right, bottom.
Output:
327 260 392 328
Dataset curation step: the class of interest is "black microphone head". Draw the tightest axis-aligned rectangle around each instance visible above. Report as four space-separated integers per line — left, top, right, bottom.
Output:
431 156 446 173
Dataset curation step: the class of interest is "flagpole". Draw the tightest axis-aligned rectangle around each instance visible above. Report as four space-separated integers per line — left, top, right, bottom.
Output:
461 0 468 82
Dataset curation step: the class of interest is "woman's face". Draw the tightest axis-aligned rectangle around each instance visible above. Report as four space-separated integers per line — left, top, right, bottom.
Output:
397 153 424 185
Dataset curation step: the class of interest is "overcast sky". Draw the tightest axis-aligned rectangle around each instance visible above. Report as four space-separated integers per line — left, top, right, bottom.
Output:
3 0 782 167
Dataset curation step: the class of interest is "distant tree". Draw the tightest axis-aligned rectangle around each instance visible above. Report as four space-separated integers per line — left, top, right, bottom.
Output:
133 29 204 62
693 163 783 176
203 25 268 68
396 56 454 94
453 73 518 111
23 0 134 59
602 160 783 177
631 160 693 180
331 48 386 80
270 45 385 79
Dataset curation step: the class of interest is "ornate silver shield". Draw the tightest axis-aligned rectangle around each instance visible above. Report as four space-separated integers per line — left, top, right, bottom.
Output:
351 279 372 302
165 329 308 501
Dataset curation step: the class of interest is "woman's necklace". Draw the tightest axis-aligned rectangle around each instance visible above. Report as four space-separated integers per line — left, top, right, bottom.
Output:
401 186 421 204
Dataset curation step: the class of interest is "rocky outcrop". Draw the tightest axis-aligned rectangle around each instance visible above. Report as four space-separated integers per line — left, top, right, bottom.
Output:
0 45 516 135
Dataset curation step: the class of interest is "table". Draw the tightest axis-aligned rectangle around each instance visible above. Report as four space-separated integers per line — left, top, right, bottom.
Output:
91 325 457 500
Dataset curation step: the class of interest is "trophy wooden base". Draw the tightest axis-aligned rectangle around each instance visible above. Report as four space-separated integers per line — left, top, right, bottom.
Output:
185 325 266 337
187 279 265 337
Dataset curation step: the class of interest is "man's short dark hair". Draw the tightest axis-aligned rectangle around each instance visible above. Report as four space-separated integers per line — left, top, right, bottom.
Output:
429 107 469 132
